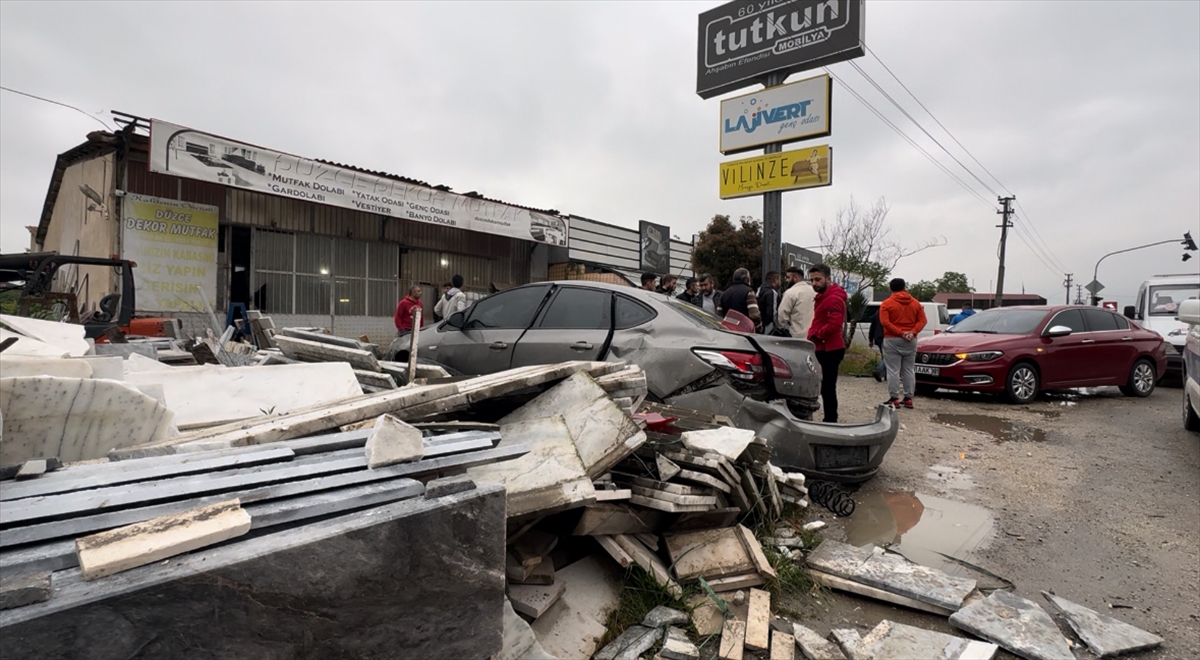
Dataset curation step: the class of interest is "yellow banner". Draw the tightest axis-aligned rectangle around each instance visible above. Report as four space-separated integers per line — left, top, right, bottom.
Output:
719 145 832 200
121 193 219 312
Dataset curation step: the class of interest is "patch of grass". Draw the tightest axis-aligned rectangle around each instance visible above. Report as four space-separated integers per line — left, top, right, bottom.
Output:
599 566 696 648
839 344 880 376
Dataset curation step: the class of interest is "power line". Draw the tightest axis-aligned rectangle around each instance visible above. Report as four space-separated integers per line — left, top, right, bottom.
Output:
0 85 112 129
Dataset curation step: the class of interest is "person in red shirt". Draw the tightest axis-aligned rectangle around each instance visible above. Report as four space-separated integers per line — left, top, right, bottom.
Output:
394 285 424 335
879 278 927 409
806 263 848 423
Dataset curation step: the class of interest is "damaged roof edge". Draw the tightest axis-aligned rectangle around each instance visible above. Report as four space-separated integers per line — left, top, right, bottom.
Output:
35 131 122 247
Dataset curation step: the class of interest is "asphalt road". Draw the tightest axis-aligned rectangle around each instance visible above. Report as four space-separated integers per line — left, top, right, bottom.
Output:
791 375 1200 659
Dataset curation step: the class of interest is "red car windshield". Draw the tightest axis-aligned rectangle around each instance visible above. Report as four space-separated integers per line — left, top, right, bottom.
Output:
946 309 1047 335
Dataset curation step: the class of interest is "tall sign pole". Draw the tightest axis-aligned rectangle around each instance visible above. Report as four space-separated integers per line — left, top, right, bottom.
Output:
761 71 786 283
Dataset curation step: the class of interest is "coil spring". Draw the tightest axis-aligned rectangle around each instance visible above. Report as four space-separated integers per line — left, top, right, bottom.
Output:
809 480 856 517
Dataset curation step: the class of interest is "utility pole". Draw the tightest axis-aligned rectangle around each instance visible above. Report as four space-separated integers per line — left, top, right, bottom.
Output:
995 196 1015 308
1074 285 1084 305
1062 273 1073 304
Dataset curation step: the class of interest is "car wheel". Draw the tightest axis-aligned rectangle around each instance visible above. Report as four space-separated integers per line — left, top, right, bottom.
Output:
1005 363 1039 404
1119 359 1156 398
1185 390 1200 433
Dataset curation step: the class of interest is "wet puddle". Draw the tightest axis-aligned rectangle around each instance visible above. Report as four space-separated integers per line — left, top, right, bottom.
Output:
932 413 1046 443
843 491 995 577
924 463 975 490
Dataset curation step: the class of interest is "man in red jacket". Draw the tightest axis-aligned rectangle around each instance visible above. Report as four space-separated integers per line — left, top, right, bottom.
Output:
806 264 848 423
394 285 424 335
879 278 927 409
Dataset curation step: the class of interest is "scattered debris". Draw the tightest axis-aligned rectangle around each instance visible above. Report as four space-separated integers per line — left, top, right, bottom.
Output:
595 624 663 660
1042 591 1163 658
661 625 701 660
364 414 425 468
848 620 999 659
792 623 848 660
720 619 747 660
949 590 1075 660
808 540 978 612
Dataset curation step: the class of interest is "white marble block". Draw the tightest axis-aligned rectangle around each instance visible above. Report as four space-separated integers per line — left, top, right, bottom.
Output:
0 314 90 357
365 414 425 468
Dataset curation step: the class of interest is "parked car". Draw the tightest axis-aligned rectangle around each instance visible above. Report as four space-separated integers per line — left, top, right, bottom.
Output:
850 300 950 349
1124 273 1200 378
914 305 1168 404
1180 298 1200 432
410 281 898 482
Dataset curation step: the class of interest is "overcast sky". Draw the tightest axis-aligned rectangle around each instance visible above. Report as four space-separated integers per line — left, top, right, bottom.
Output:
2 1 1197 306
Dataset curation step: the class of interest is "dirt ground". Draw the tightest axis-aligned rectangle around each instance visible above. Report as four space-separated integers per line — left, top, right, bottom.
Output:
787 374 1200 659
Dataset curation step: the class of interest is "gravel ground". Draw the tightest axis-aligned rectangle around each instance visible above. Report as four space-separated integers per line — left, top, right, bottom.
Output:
786 374 1200 659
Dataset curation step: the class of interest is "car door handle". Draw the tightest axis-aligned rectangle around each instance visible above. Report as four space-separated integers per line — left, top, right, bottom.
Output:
570 341 594 351
1081 339 1095 344
1121 337 1133 341
489 341 508 351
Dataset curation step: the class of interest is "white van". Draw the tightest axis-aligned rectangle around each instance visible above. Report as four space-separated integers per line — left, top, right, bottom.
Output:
1125 273 1200 377
1180 298 1200 432
850 300 950 349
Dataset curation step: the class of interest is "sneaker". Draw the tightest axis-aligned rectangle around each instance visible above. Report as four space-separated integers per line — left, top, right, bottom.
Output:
883 398 901 409
902 398 914 409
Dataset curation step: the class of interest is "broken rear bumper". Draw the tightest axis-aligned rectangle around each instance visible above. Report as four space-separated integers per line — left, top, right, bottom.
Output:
665 384 898 484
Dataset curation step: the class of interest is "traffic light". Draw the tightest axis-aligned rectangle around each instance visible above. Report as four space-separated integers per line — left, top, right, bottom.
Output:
1184 231 1198 261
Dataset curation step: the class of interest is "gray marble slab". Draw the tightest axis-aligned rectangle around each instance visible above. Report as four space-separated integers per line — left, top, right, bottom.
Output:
1042 592 1162 658
594 624 662 660
949 590 1074 660
854 620 998 660
808 540 976 611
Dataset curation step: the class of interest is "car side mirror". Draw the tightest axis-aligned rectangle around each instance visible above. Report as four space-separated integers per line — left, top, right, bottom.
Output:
1123 305 1135 319
1045 325 1073 338
446 311 466 330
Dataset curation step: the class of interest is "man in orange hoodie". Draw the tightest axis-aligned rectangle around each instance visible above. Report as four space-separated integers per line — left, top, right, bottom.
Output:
879 278 927 409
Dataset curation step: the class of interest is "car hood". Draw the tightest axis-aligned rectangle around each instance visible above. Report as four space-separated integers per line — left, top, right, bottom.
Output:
917 332 1020 352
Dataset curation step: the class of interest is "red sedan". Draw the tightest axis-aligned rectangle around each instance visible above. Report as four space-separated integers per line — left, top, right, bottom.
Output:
914 305 1168 404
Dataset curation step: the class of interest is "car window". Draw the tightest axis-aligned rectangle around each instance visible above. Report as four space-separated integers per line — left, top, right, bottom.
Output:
615 295 657 329
668 299 725 330
1082 308 1123 332
1148 285 1200 316
539 287 611 330
937 305 950 325
1048 309 1087 333
465 285 549 330
945 309 1046 334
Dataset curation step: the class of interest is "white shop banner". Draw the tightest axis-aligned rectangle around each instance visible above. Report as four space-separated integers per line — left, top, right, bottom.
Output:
149 119 568 246
719 74 832 154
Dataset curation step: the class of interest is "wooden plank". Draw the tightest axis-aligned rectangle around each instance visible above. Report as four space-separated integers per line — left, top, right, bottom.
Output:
0 448 296 502
735 525 777 580
720 619 746 660
594 535 634 568
75 500 252 581
612 534 682 598
745 588 771 651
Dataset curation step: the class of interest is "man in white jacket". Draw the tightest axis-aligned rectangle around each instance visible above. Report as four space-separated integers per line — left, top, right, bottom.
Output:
777 266 816 338
434 274 468 321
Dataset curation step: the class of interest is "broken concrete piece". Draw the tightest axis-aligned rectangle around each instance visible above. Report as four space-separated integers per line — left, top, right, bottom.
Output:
802 521 826 532
642 605 689 629
661 626 700 660
511 530 558 567
14 460 47 480
74 499 252 581
530 555 621 660
681 427 755 461
0 571 51 610
808 540 975 611
745 588 771 651
424 474 475 498
792 623 847 660
949 590 1074 660
594 624 662 660
0 314 89 357
0 376 175 466
854 620 999 660
828 629 862 660
469 416 595 519
1042 591 1163 658
719 619 746 660
657 454 681 481
364 414 425 468
507 579 566 620
771 631 797 660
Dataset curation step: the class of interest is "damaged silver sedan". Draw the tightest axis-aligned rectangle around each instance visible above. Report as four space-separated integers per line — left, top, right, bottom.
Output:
410 281 897 482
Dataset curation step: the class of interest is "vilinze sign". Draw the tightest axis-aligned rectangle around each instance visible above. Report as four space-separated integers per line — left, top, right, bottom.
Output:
697 0 864 99
720 74 831 154
148 120 568 247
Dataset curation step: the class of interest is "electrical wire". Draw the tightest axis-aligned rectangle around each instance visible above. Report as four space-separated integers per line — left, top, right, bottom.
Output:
0 85 112 129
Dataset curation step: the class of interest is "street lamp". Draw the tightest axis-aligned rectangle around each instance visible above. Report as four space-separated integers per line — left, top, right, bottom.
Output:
1090 232 1199 306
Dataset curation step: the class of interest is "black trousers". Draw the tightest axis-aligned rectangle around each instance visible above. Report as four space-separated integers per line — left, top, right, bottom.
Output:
815 348 846 423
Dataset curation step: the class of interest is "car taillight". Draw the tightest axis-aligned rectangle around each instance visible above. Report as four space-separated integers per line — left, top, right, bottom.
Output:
767 352 793 378
693 350 793 381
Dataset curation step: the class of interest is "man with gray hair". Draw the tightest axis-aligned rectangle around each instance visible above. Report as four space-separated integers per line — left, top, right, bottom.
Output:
719 268 762 330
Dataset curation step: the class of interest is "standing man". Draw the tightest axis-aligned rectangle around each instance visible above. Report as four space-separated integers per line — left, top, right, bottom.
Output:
641 272 658 291
432 282 452 322
434 274 468 321
657 274 678 295
757 271 781 334
394 285 424 335
806 264 847 423
696 274 722 315
719 268 762 329
777 266 816 339
879 278 927 409
951 302 976 325
678 277 699 305
869 308 886 382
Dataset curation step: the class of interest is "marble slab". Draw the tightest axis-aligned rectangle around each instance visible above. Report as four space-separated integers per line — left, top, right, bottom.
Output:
0 377 175 466
1042 592 1162 658
0 355 92 379
808 540 976 612
594 624 662 660
853 620 998 660
469 416 595 518
122 352 173 373
73 356 124 380
949 590 1074 660
681 427 756 462
124 362 363 428
531 555 622 660
792 623 848 660
499 371 645 478
0 329 69 359
0 315 89 357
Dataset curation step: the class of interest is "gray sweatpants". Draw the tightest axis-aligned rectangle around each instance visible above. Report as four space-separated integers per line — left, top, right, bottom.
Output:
883 336 918 400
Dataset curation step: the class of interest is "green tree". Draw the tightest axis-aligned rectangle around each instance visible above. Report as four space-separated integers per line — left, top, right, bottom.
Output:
692 214 763 288
909 280 938 302
935 271 972 293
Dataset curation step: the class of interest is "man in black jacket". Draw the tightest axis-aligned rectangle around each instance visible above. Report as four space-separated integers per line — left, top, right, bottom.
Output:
719 268 762 330
757 271 781 334
869 310 886 382
677 277 699 305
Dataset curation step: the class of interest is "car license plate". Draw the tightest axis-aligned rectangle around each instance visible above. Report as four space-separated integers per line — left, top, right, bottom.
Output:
915 365 940 377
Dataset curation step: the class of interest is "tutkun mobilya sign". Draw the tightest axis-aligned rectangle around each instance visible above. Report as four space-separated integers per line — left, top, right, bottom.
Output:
697 0 865 99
